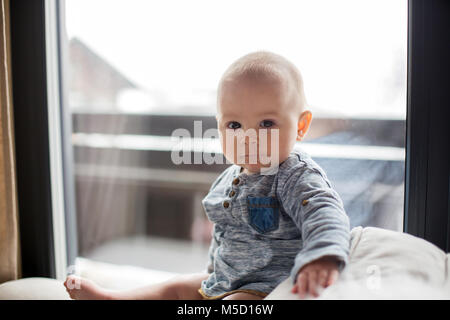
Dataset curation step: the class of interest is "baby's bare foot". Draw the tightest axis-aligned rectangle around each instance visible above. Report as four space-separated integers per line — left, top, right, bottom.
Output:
64 275 116 300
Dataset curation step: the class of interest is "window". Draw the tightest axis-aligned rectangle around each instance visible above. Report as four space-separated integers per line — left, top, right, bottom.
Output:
62 0 407 275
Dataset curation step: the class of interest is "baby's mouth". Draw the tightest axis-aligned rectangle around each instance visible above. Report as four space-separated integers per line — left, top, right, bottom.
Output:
242 154 259 165
244 154 259 161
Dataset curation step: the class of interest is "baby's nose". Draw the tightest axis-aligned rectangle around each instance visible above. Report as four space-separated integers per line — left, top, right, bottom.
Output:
237 133 258 146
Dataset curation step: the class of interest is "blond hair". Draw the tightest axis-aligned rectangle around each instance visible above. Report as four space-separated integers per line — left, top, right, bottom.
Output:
217 51 307 112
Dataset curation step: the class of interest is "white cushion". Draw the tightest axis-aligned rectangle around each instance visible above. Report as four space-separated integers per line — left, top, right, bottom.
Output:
265 226 450 299
0 277 70 300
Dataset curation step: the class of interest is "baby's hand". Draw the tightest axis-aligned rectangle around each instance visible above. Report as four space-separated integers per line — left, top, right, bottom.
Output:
291 255 340 299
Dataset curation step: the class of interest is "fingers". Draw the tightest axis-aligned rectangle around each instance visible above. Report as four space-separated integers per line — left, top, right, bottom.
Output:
327 269 339 286
295 271 320 299
308 271 318 297
318 269 328 288
297 272 308 299
295 266 340 299
291 284 298 294
295 271 338 299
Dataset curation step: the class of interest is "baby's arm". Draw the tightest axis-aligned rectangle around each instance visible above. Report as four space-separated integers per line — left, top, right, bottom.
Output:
278 166 350 299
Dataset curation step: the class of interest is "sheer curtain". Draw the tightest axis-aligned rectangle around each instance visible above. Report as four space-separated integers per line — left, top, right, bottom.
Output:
0 0 21 284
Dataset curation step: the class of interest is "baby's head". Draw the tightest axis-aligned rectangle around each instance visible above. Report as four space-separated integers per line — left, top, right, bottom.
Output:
216 51 312 174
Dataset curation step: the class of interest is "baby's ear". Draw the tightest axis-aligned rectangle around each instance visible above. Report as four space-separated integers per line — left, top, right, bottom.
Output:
296 111 312 141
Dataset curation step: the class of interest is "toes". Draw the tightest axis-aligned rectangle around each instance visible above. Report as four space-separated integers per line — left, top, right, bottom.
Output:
65 275 82 290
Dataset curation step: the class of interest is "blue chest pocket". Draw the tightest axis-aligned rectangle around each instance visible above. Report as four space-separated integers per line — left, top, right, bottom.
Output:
247 196 280 233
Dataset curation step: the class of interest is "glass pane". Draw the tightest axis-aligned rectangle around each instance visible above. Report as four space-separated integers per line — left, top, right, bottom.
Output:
63 0 407 280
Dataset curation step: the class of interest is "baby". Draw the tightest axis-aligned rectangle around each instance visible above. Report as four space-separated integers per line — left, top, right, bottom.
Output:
64 51 350 300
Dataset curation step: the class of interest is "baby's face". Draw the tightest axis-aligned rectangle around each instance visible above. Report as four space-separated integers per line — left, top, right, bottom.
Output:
216 77 305 174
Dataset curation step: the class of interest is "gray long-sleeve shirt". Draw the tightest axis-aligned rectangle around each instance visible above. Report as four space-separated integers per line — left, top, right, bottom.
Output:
200 146 350 298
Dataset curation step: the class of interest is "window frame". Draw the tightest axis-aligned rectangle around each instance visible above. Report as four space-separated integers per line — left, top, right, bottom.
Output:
404 0 450 251
10 0 56 278
10 0 78 279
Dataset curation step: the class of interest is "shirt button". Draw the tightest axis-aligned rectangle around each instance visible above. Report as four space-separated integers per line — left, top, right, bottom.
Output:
302 199 309 206
223 201 230 208
232 178 240 185
229 190 236 197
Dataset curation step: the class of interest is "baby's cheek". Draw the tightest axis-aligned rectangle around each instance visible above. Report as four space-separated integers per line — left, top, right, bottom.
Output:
265 135 285 163
221 140 240 164
219 132 231 157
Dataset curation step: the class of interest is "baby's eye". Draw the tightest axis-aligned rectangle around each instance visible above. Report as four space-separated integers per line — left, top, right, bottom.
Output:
226 121 241 130
259 120 275 128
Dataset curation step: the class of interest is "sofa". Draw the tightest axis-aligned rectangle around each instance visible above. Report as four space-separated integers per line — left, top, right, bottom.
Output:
1 226 449 300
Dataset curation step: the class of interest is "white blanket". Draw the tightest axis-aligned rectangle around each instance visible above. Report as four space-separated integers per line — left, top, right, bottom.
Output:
266 226 450 299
